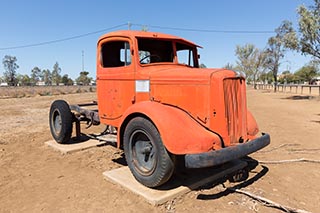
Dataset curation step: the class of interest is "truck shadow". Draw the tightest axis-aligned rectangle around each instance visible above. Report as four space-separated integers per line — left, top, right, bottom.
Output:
66 134 93 144
157 157 267 191
107 149 268 192
112 152 127 166
66 133 118 146
196 164 268 200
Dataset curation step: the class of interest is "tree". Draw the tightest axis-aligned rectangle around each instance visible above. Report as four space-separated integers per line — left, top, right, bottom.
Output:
235 44 268 88
199 63 207 68
61 74 74 86
30 66 42 85
265 21 295 91
294 0 320 60
2 55 19 86
259 71 274 84
279 70 296 84
16 74 31 86
223 63 235 70
42 69 52 85
51 62 61 85
76 71 92 85
294 61 319 83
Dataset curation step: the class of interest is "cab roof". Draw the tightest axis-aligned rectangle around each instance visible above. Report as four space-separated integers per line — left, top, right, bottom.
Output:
98 30 201 47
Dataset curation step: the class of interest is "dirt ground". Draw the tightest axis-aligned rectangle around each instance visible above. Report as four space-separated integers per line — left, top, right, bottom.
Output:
0 88 319 213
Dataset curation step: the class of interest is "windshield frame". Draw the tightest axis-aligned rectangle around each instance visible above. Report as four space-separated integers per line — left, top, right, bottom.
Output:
136 37 199 68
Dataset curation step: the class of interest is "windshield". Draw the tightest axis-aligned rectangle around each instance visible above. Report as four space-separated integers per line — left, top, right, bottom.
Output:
137 38 198 67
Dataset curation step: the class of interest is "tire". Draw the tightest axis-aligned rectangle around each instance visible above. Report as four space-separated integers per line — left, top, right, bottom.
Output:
49 100 73 144
123 117 174 188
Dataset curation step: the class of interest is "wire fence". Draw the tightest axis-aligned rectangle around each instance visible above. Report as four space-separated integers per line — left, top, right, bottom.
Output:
0 85 96 99
256 84 320 96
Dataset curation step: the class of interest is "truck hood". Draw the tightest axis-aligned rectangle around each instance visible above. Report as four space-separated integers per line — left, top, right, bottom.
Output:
146 66 236 85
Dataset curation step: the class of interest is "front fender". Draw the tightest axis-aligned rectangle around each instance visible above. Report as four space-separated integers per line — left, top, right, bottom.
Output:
247 110 259 139
118 101 222 155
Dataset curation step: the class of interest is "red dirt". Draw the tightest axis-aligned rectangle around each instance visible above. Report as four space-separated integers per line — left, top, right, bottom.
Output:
0 88 319 212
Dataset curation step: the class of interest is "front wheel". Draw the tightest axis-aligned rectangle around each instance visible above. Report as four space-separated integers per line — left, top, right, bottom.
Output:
49 100 73 144
123 117 174 188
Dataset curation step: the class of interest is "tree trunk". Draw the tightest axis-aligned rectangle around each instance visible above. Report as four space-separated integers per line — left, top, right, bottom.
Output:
273 75 277 92
273 67 278 92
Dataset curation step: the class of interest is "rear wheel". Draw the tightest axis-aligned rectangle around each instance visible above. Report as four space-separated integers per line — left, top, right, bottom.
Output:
123 117 174 188
49 100 73 144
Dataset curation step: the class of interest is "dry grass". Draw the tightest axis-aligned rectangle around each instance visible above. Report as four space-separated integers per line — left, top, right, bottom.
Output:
0 86 96 98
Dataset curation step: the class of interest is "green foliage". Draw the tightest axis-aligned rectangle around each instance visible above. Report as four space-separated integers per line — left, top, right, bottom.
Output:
296 0 320 59
76 71 92 85
42 69 52 85
31 66 42 85
16 74 31 86
223 63 234 70
235 44 268 88
294 61 319 83
199 63 207 68
61 74 74 86
259 71 274 84
278 71 296 84
266 21 294 91
51 62 62 85
141 25 149 32
2 55 19 86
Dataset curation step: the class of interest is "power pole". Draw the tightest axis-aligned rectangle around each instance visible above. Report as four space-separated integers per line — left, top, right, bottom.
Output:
82 50 84 71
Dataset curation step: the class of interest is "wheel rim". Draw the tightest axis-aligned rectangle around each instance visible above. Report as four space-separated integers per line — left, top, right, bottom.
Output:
52 109 62 135
130 129 157 176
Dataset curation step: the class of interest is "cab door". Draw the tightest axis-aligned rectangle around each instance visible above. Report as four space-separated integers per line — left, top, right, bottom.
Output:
96 37 135 127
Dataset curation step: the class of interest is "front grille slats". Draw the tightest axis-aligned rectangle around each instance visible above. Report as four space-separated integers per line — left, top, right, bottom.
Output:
223 78 247 145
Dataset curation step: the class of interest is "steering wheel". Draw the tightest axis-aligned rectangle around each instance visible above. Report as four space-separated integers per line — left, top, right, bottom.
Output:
140 54 161 63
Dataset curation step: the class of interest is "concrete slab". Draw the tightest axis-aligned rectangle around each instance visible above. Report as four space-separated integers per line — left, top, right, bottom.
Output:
45 134 117 154
103 160 247 206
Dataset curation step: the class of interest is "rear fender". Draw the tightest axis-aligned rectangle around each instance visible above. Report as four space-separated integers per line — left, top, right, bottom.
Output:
118 101 222 154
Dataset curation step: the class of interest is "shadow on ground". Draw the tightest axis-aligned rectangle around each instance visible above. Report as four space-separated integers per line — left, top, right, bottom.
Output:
196 160 268 200
283 95 315 100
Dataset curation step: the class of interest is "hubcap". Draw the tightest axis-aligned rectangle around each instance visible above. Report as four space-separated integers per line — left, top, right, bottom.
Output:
53 110 62 134
130 130 156 176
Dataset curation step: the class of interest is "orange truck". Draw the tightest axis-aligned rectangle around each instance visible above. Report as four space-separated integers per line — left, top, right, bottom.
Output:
49 30 270 188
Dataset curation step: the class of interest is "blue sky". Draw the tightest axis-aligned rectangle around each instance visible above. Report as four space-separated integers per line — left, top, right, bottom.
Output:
0 0 315 79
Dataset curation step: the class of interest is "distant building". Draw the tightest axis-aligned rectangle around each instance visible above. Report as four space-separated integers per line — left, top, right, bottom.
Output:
37 81 46 86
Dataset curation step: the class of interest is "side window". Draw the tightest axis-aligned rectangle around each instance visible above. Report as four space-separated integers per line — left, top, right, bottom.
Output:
101 41 131 68
176 42 196 67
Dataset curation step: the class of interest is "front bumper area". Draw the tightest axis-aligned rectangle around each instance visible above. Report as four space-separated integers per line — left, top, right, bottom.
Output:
185 133 270 168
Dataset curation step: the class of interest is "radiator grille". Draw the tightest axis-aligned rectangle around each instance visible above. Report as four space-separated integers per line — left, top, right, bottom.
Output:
223 78 247 145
